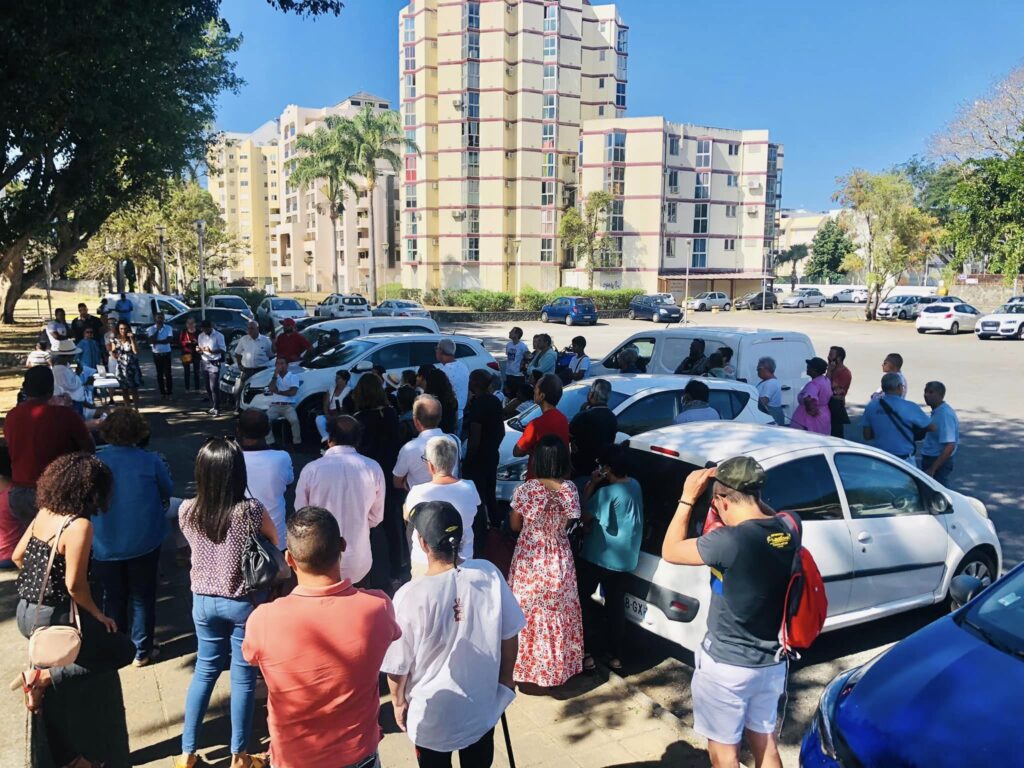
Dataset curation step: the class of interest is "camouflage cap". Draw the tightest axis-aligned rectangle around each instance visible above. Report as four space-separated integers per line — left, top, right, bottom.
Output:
715 456 766 493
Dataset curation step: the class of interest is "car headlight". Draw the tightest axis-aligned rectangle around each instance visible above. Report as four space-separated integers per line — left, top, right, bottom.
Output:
496 461 528 482
659 308 668 314
815 653 884 759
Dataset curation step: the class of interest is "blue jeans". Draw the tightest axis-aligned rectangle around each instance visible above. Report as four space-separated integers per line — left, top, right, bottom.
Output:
921 455 954 488
182 594 257 755
93 546 161 660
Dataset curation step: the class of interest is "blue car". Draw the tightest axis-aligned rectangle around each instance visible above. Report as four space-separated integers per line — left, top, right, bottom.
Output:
540 296 598 326
802 561 1024 767
628 295 683 323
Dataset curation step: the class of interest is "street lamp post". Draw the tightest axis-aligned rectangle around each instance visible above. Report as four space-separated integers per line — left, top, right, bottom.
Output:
196 220 206 321
682 240 692 325
156 225 168 294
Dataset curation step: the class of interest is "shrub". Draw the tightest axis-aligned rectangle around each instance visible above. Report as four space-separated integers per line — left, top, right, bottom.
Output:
421 289 442 307
545 287 644 309
516 286 550 311
462 290 514 311
379 282 405 300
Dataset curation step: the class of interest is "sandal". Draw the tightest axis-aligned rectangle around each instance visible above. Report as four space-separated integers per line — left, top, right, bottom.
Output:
11 669 45 712
173 755 198 768
582 654 596 672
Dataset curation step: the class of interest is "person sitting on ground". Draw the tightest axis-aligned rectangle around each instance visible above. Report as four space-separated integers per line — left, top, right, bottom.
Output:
243 506 400 768
674 380 720 424
674 338 709 376
512 373 570 479
264 356 302 448
383 501 524 767
316 369 353 445
238 408 294 547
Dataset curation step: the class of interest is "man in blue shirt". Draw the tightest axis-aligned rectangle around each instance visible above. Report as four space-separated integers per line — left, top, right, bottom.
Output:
921 381 959 486
114 292 134 324
862 372 932 463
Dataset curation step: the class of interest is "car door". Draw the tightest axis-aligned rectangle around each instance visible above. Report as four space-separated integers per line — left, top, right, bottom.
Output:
613 391 681 439
761 453 854 615
834 451 949 612
370 340 412 373
957 304 980 330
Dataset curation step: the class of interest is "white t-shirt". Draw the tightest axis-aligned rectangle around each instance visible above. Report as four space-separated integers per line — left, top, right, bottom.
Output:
198 330 226 363
146 324 174 354
405 480 480 565
504 340 528 378
757 377 783 408
269 371 301 405
567 354 591 378
242 448 294 544
46 320 69 348
235 334 273 369
381 560 526 752
394 429 460 488
440 360 470 416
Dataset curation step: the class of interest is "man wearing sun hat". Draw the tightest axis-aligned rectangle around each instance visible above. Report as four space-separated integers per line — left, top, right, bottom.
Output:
661 456 800 768
49 339 88 414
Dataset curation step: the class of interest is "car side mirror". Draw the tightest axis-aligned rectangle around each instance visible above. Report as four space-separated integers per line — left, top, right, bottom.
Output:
949 574 983 609
930 490 952 515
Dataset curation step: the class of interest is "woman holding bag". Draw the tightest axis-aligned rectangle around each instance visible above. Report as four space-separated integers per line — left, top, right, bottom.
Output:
177 438 277 768
11 452 135 768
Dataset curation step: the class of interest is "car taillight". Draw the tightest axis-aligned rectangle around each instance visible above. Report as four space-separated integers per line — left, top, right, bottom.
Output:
945 313 953 318
487 362 500 371
650 445 679 457
571 306 579 313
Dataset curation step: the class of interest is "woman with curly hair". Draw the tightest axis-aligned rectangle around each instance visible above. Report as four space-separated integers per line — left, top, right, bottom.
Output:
418 365 458 435
107 320 141 408
92 408 173 666
11 452 135 768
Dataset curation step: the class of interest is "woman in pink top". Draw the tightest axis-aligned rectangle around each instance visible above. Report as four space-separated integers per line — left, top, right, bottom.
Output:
790 357 833 436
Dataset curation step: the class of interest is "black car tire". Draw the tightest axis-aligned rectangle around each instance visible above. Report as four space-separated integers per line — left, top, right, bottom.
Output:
1017 324 1024 340
723 303 731 311
917 328 926 334
898 310 907 320
949 322 959 335
797 300 804 308
627 310 636 321
947 549 997 610
565 315 574 326
541 312 549 323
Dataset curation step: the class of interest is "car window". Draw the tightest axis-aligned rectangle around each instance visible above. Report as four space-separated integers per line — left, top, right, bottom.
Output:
707 389 750 420
661 336 728 369
305 339 377 370
962 566 1024 655
157 299 181 315
271 298 303 310
343 297 367 306
762 455 843 521
304 326 359 346
408 341 439 367
835 453 928 519
515 387 629 431
626 448 705 554
371 343 411 370
576 299 595 309
616 392 681 436
455 343 478 359
923 305 946 313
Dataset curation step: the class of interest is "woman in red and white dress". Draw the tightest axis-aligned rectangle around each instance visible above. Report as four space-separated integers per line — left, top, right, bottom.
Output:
508 434 583 687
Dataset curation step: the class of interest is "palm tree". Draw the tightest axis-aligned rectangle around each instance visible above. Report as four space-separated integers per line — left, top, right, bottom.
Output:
341 105 419 304
291 116 359 295
776 244 808 292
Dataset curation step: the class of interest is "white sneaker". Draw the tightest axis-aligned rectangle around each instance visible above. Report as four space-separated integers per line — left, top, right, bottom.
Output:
209 408 219 416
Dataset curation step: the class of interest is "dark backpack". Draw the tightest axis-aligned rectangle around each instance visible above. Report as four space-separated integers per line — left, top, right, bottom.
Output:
776 512 828 658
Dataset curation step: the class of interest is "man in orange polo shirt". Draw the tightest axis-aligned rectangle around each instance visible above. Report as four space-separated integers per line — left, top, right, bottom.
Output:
242 506 400 768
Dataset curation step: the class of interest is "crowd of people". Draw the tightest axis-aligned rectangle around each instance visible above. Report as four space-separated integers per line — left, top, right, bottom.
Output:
1 309 964 768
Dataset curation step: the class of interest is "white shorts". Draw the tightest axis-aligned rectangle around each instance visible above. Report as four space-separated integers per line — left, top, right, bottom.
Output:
691 646 787 745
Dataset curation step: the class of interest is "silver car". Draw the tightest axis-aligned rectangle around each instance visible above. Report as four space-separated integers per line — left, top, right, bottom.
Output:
876 295 933 320
686 291 731 311
372 299 431 318
782 288 827 308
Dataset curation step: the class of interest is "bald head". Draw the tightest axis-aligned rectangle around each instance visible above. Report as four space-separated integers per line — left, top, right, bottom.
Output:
413 394 442 431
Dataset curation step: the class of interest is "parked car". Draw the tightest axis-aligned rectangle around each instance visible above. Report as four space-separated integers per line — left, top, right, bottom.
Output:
619 422 1000 655
875 294 933 320
830 287 868 303
166 308 252 348
686 292 731 312
540 296 598 325
975 302 1024 340
627 295 682 323
239 333 498 441
102 292 190 332
207 294 254 316
314 293 372 319
930 295 965 305
734 291 778 310
651 292 677 305
589 327 815 415
494 375 773 503
256 296 310 330
1007 295 1024 306
916 303 982 335
372 299 431 318
782 288 827 308
801 562 1017 768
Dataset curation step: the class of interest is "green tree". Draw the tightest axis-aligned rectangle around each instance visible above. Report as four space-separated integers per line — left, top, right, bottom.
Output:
948 141 1024 283
340 105 419 304
290 118 360 294
775 244 808 291
559 191 614 290
805 219 854 284
834 170 939 320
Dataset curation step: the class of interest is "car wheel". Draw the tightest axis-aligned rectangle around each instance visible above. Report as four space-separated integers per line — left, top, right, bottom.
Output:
898 310 907 320
627 310 635 320
723 303 731 311
948 322 959 335
1017 324 1024 340
796 300 804 308
948 550 997 609
565 315 574 326
652 313 661 323
819 299 826 308
917 328 926 334
699 303 707 312
541 312 549 323
977 334 990 340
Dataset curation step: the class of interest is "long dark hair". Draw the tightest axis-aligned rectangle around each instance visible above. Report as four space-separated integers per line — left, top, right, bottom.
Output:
422 367 457 413
187 438 248 543
533 434 570 481
352 372 388 411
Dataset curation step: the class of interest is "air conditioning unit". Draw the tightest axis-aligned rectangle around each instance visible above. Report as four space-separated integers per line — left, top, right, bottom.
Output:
452 99 464 110
746 207 759 216
747 178 762 190
562 156 574 166
452 210 466 221
505 66 514 76
432 238 440 246
431 182 439 190
505 151 514 159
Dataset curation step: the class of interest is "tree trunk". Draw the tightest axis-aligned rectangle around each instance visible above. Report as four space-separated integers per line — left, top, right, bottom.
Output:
366 183 378 305
331 210 340 295
0 252 26 324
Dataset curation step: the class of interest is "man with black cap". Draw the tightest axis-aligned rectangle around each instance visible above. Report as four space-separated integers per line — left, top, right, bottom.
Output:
790 356 832 435
661 457 798 768
383 501 525 768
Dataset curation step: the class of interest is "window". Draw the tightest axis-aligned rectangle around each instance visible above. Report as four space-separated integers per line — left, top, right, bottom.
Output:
726 204 737 218
465 0 480 28
405 184 417 209
463 121 480 148
407 212 418 236
617 392 680 436
466 60 480 89
606 236 623 266
405 110 416 127
543 64 556 91
404 73 416 99
692 238 707 268
724 239 736 251
543 5 557 32
464 237 480 261
544 36 557 58
615 82 626 108
466 31 480 59
465 150 480 175
609 337 655 371
598 105 605 117
604 165 625 195
695 172 710 199
599 77 605 89
466 179 479 205
696 139 712 167
599 49 606 62
727 174 738 187
693 203 708 234
610 199 624 231
666 202 677 223
406 239 418 261
542 123 555 148
541 181 554 206
617 54 628 81
541 238 554 262
467 92 480 119
668 170 679 194
404 45 416 71
616 27 628 53
668 136 680 156
404 16 415 43
542 152 555 177
760 456 844 520
665 239 675 259
543 94 557 120
606 131 626 162
405 154 417 182
542 209 555 233
835 454 927 519
240 180 248 187
728 143 740 156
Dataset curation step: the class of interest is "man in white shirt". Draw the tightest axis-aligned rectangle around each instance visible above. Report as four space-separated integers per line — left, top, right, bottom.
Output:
504 327 528 386
295 415 385 584
435 337 469 432
197 319 226 416
383 501 524 767
237 408 294 546
146 312 175 399
756 357 785 425
233 321 273 409
264 356 302 447
394 395 460 490
566 335 591 382
45 308 70 349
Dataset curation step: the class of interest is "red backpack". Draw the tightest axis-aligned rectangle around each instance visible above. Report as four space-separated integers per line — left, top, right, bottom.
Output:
776 512 828 658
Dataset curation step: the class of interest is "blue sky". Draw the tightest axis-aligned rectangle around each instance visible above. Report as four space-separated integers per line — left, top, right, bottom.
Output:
216 0 1024 211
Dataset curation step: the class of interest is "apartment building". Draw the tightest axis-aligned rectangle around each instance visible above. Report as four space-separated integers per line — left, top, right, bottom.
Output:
398 0 627 294
776 209 835 279
209 93 401 294
577 116 783 297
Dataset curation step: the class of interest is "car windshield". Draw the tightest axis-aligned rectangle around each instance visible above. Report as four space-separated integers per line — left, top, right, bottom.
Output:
395 301 419 308
271 299 302 310
303 338 377 370
960 567 1024 657
923 305 949 313
997 304 1024 314
575 299 595 309
694 293 711 299
652 297 673 305
510 385 630 432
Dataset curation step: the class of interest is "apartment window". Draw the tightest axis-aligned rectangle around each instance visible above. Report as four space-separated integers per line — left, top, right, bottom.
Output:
605 131 626 162
406 239 418 261
544 36 557 58
610 199 624 232
667 170 679 194
467 179 480 205
668 136 680 156
405 184 417 208
542 152 556 177
404 45 416 71
541 181 555 206
695 172 710 199
617 55 627 81
405 155 417 183
406 129 416 146
542 209 556 234
728 143 740 156
543 94 557 120
598 77 605 89
603 165 625 195
693 203 708 234
665 239 675 259
666 201 677 223
464 237 480 261
726 204 737 218
769 145 778 162
407 212 418 236
467 92 480 119
543 64 556 91
692 238 708 268
464 121 480 148
615 83 626 108
465 1 480 29
404 16 415 43
541 238 554 262
466 31 480 59
599 49 607 62
727 174 739 187
617 27 628 53
405 110 416 127
598 105 605 116
724 239 736 251
466 60 480 90
696 139 712 167
239 180 249 187
544 5 558 32
405 73 416 99
542 123 555 148
606 236 623 266
465 150 480 175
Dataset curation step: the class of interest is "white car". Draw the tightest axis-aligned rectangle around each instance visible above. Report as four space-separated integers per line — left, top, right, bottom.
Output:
975 303 1024 340
239 333 498 440
652 293 677 305
620 422 1001 654
495 375 773 503
830 288 868 304
256 297 310 330
782 288 827 308
372 299 431 318
916 303 982 335
315 293 372 319
686 292 731 312
207 294 253 315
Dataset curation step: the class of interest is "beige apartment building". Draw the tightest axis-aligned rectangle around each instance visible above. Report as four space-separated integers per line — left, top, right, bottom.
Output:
397 0 627 294
576 116 783 297
209 92 401 294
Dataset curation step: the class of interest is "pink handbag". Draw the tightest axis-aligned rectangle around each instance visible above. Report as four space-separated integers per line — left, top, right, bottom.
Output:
27 518 82 668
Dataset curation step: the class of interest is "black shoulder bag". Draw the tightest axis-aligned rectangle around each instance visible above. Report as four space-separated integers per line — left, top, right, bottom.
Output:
878 398 929 443
241 499 290 593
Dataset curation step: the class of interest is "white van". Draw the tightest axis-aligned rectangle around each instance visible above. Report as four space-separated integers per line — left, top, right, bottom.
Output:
589 326 814 416
103 293 189 331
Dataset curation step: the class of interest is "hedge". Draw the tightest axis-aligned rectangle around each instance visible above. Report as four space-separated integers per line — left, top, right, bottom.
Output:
417 286 644 312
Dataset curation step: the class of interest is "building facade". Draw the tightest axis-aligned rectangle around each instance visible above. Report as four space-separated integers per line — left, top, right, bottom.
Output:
576 116 783 297
776 209 835 282
398 0 627 294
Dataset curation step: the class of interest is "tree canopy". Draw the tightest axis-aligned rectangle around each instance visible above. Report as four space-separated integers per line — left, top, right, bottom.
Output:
930 62 1024 162
805 219 854 284
559 191 614 289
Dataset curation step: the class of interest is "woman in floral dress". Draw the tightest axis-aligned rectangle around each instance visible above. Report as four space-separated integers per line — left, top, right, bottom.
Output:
508 434 584 687
108 320 142 408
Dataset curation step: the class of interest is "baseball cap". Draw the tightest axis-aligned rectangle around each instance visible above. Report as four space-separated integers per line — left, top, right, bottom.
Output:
806 356 828 375
714 456 766 494
281 318 296 328
409 500 463 555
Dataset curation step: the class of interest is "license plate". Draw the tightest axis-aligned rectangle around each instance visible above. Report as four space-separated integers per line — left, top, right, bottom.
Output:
624 594 648 622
